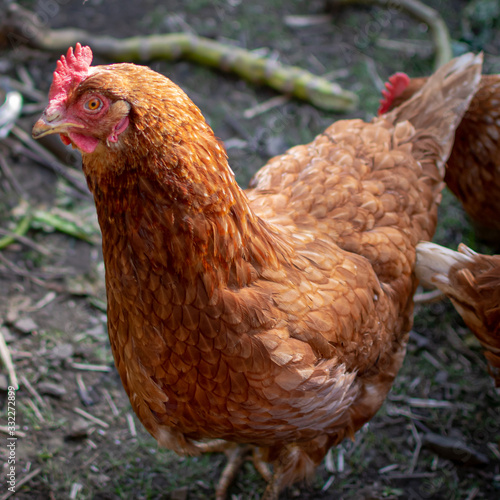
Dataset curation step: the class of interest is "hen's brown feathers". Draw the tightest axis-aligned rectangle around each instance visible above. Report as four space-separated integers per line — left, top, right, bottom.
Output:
33 48 483 496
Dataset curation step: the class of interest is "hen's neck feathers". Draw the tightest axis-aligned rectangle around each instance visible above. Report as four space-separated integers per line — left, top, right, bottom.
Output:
80 65 281 290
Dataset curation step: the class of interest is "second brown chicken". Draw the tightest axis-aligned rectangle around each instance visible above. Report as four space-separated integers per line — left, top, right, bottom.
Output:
380 72 500 244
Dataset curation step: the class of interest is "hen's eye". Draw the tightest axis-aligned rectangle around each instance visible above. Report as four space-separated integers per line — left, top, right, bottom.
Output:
85 97 103 112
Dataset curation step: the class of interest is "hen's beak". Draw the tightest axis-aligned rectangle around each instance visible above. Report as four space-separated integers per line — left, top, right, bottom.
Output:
32 110 83 139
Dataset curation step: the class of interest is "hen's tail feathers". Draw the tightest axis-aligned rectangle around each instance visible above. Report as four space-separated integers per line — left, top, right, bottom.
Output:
383 53 483 177
414 241 473 289
416 241 500 386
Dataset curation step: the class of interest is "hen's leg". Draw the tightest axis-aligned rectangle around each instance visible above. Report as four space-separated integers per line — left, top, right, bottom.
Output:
252 448 273 483
196 441 273 499
261 463 283 500
214 444 252 500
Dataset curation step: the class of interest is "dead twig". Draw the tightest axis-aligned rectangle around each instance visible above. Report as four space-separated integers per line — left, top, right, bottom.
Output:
25 398 45 422
69 483 83 500
487 442 500 461
0 425 27 437
0 252 66 292
284 15 333 28
102 388 120 417
5 137 89 201
0 324 18 389
337 447 345 473
126 412 137 437
81 450 101 469
324 448 335 473
26 292 57 312
73 407 109 428
386 404 430 421
321 475 335 491
421 350 445 370
406 397 454 409
0 152 27 197
243 95 289 119
76 373 94 406
20 374 46 408
71 362 112 372
405 397 473 411
378 463 399 474
408 420 422 473
86 439 98 450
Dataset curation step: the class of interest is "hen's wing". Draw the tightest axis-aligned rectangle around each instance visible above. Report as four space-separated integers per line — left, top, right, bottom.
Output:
416 241 500 386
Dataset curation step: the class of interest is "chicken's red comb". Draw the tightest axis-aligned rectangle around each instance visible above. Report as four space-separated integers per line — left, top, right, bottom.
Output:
378 72 411 115
48 43 93 102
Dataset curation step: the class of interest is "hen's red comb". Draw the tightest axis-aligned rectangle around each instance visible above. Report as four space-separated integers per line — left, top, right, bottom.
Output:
48 43 93 102
378 72 411 115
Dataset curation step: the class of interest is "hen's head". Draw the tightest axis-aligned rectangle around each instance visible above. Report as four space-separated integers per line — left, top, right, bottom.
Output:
32 44 132 154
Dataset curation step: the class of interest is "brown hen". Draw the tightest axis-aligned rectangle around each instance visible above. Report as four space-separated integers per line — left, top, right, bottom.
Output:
32 45 482 498
380 73 500 244
416 242 500 386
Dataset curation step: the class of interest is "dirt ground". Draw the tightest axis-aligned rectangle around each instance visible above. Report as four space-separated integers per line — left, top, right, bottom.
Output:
0 0 499 499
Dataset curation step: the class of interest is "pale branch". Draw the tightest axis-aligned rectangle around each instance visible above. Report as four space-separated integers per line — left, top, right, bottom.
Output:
332 0 453 69
1 4 357 112
0 324 18 389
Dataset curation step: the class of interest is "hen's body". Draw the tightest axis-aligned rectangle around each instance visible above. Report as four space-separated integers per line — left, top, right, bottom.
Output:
416 242 500 386
33 47 482 497
381 74 500 242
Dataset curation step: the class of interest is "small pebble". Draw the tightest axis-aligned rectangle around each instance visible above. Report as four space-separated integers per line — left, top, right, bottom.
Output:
13 317 38 334
67 418 92 439
49 343 74 360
